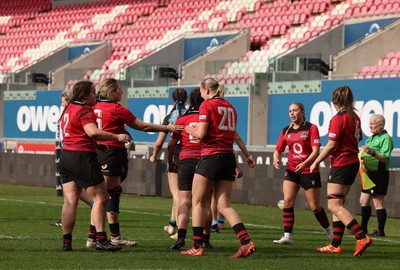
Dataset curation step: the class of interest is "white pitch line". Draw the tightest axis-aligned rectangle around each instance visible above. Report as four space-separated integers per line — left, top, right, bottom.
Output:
1 197 400 244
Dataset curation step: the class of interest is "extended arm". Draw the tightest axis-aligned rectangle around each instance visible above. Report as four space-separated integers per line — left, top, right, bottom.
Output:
310 140 337 173
234 132 255 168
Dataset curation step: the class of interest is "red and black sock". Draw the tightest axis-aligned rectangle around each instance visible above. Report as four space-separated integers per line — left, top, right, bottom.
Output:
283 207 294 233
96 231 107 244
346 219 365 240
331 221 345 247
232 223 250 245
63 233 72 245
88 224 96 240
109 222 120 238
202 233 210 244
192 226 203 249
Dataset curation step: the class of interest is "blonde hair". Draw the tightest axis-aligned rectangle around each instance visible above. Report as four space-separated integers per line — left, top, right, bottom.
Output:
201 77 226 97
97 78 119 100
60 90 72 102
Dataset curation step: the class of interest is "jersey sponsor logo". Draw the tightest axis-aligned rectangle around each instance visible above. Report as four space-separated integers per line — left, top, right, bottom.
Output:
293 143 302 154
328 132 336 138
314 139 320 144
300 131 308 140
199 115 206 120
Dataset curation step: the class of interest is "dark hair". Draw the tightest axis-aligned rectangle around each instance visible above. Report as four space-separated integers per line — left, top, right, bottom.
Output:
187 88 204 111
59 80 93 121
332 85 356 122
170 88 187 117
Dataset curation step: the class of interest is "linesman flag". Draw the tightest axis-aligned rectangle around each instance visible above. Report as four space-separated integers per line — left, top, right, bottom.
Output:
358 150 376 190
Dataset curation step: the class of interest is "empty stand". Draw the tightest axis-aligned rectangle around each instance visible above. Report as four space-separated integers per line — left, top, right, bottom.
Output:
357 50 400 79
1 0 400 86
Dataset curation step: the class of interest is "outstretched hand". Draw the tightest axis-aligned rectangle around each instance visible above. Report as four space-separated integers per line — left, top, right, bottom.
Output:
168 123 184 133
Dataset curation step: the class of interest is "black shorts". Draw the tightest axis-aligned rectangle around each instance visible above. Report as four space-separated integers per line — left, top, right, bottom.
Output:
195 153 236 181
178 158 199 191
97 146 128 178
361 170 389 195
59 150 104 188
285 169 321 189
328 162 359 185
167 144 181 173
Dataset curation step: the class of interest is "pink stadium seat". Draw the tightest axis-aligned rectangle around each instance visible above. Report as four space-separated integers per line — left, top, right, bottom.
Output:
389 57 398 66
381 57 390 66
361 66 371 74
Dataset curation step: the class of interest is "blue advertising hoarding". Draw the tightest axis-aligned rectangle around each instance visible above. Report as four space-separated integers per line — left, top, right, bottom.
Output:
344 18 397 47
267 78 400 146
184 34 233 61
3 88 249 144
3 78 399 147
4 90 62 139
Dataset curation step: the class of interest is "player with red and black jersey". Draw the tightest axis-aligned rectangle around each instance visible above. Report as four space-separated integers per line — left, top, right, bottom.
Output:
272 102 331 245
311 86 372 256
59 80 129 252
167 88 204 250
182 78 256 258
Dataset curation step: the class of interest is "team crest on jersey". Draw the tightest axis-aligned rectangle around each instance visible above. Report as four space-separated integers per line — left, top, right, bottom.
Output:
300 132 308 140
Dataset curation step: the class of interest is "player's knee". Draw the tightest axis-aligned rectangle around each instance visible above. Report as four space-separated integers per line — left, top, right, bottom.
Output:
327 194 345 212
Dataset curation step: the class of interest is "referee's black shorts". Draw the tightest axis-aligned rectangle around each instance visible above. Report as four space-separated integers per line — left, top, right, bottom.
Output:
361 170 389 196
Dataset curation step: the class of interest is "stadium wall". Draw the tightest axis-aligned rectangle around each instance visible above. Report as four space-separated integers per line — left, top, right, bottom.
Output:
1 151 399 218
133 39 185 72
51 42 111 89
333 18 400 77
181 30 250 84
